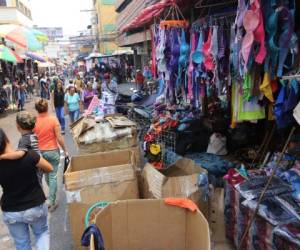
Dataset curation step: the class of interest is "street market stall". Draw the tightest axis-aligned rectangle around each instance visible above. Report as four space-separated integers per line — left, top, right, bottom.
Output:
63 0 300 249
119 0 300 249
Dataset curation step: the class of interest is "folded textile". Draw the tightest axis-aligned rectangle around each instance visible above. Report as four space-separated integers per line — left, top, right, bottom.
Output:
236 176 293 200
186 152 237 176
243 197 296 226
273 221 300 249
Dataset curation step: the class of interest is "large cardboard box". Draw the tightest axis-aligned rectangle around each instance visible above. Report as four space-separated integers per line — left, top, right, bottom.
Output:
70 116 137 154
142 158 209 218
64 149 139 250
94 199 210 250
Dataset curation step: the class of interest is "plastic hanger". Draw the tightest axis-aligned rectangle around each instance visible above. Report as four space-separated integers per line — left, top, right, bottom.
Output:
160 1 189 29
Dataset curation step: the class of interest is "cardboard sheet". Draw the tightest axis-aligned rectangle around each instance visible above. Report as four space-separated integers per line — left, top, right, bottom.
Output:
94 199 210 250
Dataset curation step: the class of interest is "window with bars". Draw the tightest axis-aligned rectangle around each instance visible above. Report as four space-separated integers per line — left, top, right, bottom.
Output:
0 0 7 6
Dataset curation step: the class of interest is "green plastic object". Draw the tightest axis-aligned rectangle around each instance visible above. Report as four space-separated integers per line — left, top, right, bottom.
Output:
84 201 109 228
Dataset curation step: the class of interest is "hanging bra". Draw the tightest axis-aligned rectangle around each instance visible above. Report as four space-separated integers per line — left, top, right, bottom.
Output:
188 31 197 100
169 28 180 69
277 6 294 77
203 28 215 71
156 29 166 60
210 25 219 59
250 0 266 64
241 9 259 71
235 0 248 29
178 28 189 66
192 31 204 64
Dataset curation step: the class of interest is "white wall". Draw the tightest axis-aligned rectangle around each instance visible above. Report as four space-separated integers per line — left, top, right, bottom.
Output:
0 8 33 26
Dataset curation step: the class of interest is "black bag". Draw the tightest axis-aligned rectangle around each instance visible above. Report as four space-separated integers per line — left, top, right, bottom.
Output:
64 156 70 173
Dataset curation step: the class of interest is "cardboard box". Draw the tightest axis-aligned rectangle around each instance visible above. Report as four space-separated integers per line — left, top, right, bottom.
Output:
71 116 137 154
64 149 139 250
94 199 210 250
142 158 209 218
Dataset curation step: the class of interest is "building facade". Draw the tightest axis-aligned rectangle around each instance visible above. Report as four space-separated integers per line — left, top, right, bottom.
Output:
0 0 33 26
115 0 158 69
34 27 63 42
93 0 120 55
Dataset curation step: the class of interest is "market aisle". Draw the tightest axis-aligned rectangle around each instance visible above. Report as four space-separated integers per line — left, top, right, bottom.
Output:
49 113 78 250
0 100 75 250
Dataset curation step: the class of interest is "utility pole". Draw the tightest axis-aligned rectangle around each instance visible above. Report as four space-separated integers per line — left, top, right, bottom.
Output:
80 8 99 52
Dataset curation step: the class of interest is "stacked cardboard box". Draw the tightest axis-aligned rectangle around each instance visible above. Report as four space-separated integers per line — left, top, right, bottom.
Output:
142 158 209 219
64 149 139 250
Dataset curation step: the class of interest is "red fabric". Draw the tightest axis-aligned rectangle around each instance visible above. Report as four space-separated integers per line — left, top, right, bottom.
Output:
150 28 157 78
121 0 176 32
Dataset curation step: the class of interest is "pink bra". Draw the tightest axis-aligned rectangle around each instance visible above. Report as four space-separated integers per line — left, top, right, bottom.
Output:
251 0 266 64
203 28 215 71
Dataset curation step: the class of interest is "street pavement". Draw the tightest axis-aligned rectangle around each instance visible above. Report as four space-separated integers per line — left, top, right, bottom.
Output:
0 82 136 250
0 99 76 250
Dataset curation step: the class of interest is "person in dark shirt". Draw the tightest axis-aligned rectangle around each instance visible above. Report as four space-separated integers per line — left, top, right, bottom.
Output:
0 128 53 250
0 111 43 185
51 79 66 134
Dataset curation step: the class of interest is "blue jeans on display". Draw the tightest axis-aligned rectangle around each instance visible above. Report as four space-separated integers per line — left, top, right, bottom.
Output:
69 109 80 124
41 150 60 206
2 203 49 250
55 106 65 132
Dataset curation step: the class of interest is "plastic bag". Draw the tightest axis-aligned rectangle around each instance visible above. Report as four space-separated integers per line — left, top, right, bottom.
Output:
243 197 295 226
235 176 292 200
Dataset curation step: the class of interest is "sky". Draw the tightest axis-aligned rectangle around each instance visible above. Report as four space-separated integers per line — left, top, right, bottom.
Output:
31 0 92 37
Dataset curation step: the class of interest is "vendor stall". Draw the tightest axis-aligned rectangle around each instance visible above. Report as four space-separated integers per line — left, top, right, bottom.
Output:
121 0 300 248
64 0 300 249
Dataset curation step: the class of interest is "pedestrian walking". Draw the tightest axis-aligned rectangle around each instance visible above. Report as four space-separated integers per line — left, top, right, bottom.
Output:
33 74 39 96
83 83 96 109
34 99 69 212
0 111 44 185
135 69 145 91
64 85 83 123
51 79 66 134
26 76 34 99
2 78 12 107
74 74 84 93
14 78 26 110
40 75 49 99
0 128 52 250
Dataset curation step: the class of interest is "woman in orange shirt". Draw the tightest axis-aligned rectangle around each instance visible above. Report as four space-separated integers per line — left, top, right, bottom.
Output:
34 99 69 212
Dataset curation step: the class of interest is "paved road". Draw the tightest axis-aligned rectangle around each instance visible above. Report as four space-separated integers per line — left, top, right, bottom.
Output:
0 99 77 250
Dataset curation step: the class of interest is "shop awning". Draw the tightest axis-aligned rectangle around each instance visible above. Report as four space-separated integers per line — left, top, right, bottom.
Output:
25 52 46 62
121 0 175 33
38 61 55 68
